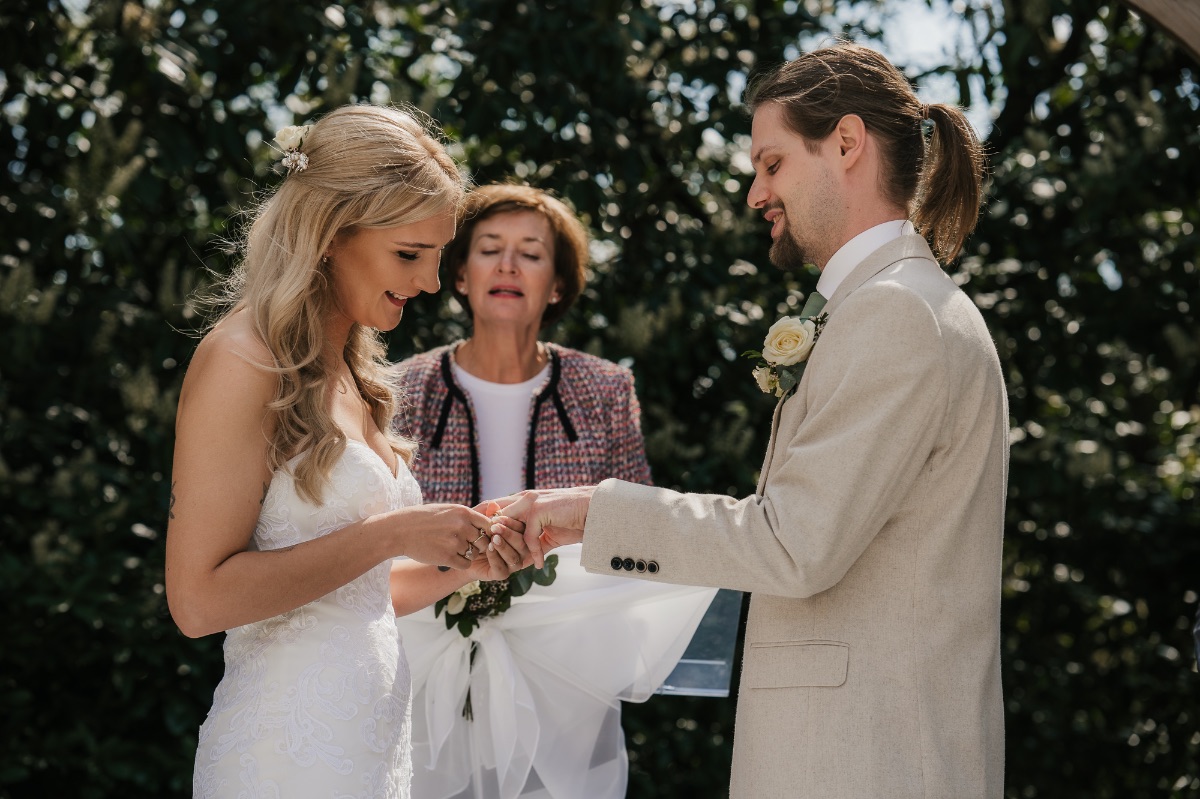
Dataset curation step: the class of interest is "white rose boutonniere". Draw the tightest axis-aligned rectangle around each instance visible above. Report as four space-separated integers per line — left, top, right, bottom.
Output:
744 311 829 397
763 316 817 365
752 364 778 395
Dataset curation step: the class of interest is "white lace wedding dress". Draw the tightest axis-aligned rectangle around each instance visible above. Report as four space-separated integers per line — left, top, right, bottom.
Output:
193 440 421 799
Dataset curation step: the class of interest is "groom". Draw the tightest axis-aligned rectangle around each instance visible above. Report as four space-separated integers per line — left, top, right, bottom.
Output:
501 42 1007 798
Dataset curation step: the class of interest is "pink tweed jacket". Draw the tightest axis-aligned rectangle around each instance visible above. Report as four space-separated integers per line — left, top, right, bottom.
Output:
393 342 652 504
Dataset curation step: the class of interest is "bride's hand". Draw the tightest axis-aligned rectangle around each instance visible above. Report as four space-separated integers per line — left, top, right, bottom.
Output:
393 503 495 570
464 500 531 581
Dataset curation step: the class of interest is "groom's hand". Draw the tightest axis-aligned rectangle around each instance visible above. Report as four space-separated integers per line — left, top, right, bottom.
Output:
494 486 595 568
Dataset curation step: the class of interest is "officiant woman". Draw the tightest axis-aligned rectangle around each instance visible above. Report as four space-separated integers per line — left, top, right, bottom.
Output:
392 183 715 799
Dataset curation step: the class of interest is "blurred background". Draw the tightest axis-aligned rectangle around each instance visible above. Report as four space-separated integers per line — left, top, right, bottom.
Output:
1 0 1197 796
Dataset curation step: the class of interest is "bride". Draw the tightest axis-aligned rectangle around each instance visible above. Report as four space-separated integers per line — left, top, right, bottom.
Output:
165 105 529 798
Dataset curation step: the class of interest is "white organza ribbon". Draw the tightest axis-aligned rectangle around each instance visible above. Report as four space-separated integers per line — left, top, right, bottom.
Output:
396 544 717 799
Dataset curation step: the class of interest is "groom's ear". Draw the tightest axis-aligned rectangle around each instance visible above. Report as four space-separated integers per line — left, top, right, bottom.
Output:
833 114 867 169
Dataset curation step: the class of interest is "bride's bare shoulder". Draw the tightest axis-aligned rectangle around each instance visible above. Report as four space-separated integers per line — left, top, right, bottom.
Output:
182 311 277 400
196 312 274 366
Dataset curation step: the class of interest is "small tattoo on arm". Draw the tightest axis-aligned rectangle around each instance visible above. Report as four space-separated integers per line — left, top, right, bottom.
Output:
169 481 177 520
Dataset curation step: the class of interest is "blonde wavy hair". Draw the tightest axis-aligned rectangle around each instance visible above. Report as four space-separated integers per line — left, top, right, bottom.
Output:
211 104 467 503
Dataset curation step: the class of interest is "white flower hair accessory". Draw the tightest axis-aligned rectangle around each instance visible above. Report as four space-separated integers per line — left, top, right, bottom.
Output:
274 124 312 173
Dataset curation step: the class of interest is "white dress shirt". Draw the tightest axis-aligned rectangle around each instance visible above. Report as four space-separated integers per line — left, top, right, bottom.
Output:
816 219 915 299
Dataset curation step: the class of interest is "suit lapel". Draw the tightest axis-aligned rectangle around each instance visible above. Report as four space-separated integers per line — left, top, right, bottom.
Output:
756 233 938 492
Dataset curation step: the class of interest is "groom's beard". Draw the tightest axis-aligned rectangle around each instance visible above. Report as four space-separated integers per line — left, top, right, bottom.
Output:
769 225 809 272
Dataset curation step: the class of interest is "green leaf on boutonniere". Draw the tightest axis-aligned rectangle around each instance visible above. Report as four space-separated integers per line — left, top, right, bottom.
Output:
777 368 799 393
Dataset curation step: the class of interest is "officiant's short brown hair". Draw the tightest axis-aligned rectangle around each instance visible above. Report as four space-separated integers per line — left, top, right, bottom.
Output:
445 183 589 329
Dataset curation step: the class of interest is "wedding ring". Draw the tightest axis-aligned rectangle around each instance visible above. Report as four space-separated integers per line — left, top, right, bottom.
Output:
461 548 475 561
472 531 488 547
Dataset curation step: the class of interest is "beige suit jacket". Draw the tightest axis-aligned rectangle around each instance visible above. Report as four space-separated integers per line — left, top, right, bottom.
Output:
581 234 1007 798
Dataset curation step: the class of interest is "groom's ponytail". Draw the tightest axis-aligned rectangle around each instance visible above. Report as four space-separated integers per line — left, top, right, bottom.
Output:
746 41 987 264
913 103 987 264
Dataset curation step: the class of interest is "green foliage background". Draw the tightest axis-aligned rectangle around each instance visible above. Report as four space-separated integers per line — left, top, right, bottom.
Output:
2 0 1197 796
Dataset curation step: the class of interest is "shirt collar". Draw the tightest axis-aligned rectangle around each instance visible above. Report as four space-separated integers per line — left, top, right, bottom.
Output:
816 219 914 299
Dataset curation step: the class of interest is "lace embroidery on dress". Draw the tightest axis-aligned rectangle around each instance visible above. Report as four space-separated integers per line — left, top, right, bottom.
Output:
193 442 420 799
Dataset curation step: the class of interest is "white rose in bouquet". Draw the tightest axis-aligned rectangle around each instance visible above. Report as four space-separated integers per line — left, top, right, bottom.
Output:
446 580 482 615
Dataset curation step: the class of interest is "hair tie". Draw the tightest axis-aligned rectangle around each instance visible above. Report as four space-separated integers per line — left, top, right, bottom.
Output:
920 103 931 121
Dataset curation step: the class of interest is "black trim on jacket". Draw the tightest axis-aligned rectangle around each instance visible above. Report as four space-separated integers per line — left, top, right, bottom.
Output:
430 348 578 506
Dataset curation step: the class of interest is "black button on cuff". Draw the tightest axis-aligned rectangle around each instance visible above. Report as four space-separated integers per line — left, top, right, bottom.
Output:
647 561 660 574
622 558 635 571
635 560 647 572
610 556 623 571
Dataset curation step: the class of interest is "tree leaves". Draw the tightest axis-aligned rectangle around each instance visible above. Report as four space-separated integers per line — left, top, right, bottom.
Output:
2 1 1197 796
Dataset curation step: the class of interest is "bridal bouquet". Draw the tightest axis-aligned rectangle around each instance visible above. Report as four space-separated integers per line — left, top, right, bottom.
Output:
434 556 559 637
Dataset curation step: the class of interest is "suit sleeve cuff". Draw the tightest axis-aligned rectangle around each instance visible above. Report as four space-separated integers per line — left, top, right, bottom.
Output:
581 478 668 577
